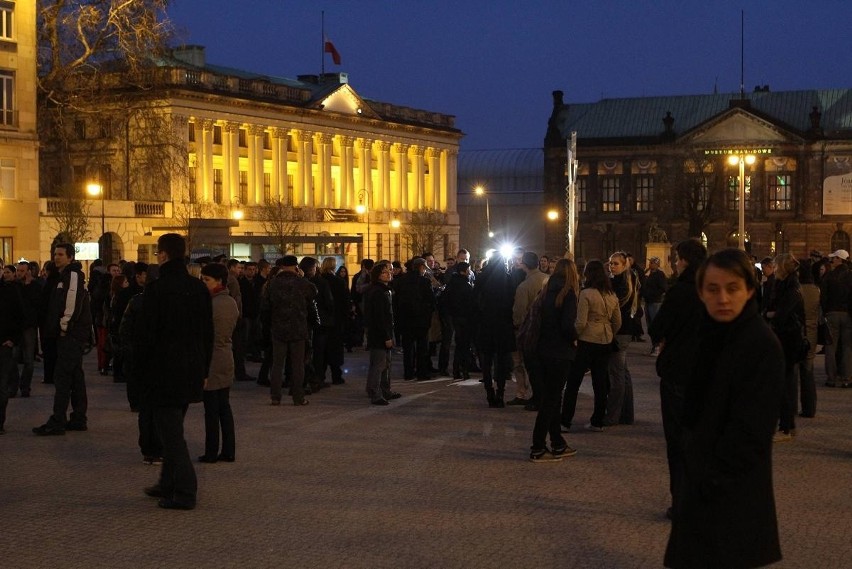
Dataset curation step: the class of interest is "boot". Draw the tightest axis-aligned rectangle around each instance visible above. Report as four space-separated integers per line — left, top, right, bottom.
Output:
495 389 505 408
485 387 497 408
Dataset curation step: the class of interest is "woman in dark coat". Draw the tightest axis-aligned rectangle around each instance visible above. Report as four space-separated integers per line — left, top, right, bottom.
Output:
665 248 783 569
474 258 516 407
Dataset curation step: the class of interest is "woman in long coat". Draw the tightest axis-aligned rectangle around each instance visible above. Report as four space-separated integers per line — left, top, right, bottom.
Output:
474 258 516 407
198 263 239 463
665 248 783 569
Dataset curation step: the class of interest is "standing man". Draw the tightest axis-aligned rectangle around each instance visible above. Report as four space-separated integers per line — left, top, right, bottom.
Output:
140 233 213 510
821 249 852 387
33 244 92 436
510 251 549 409
11 261 42 397
393 257 435 381
0 270 24 433
642 256 668 356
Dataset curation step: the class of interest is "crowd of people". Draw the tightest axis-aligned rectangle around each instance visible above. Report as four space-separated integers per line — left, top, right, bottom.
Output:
2 236 848 566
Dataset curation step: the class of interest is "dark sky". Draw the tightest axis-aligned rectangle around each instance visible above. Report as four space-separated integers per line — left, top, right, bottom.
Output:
166 0 852 151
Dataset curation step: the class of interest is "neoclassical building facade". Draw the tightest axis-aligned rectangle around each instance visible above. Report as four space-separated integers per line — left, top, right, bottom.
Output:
543 88 852 263
39 45 461 267
0 1 39 263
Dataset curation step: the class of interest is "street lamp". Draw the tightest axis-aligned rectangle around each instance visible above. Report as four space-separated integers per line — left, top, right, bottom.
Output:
474 185 493 238
86 183 105 260
727 153 756 250
232 209 244 221
546 209 559 221
356 189 370 258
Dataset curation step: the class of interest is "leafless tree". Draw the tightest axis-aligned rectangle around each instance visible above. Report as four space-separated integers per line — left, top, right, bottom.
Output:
401 209 446 258
257 199 303 255
658 149 724 239
48 185 92 246
171 198 213 256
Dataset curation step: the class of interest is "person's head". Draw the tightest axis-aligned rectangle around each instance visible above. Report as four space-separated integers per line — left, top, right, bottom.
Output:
336 265 348 279
212 254 227 265
320 257 337 275
552 258 580 307
360 258 375 271
1 265 15 282
798 259 815 284
829 249 849 269
648 257 660 271
456 261 470 276
521 251 539 272
52 243 75 270
244 262 258 279
421 252 437 270
392 260 403 275
370 261 392 284
227 259 242 276
583 259 612 293
16 261 31 282
773 253 799 280
110 274 128 296
279 255 299 273
28 261 39 279
134 262 148 287
512 247 525 267
608 251 628 276
410 257 427 275
200 262 229 293
257 259 270 277
675 238 708 274
104 263 120 278
156 233 186 264
187 263 202 279
298 257 319 278
539 255 550 273
697 248 758 323
760 257 775 277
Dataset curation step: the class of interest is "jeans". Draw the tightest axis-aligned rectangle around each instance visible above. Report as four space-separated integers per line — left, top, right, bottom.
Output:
366 348 392 400
271 339 305 403
203 388 235 459
562 341 610 428
605 335 634 425
531 356 570 451
153 404 196 506
824 311 852 381
51 336 87 427
798 355 816 417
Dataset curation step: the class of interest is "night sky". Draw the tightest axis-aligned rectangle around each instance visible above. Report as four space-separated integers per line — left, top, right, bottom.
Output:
166 0 852 151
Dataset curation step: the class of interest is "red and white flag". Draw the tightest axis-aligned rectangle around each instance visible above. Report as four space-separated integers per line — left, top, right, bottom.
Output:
324 36 341 65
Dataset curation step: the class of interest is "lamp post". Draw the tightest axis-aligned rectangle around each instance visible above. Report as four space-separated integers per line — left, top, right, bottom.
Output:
356 189 370 259
474 185 493 238
86 183 105 260
727 153 755 250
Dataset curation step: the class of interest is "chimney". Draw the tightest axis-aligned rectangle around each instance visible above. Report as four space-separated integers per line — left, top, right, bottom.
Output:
171 45 206 68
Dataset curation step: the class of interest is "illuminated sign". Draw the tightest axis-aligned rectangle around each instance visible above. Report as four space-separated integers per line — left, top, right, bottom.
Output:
704 148 773 156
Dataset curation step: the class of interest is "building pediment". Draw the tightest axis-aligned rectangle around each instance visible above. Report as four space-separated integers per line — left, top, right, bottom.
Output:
681 108 802 147
314 84 380 119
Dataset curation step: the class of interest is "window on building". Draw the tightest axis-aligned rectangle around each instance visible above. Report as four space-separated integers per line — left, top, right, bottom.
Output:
263 173 271 203
727 175 751 211
0 4 13 40
188 167 197 202
831 230 850 253
213 168 223 204
288 174 294 190
0 158 14 199
74 119 86 140
577 177 588 212
600 176 620 212
213 125 222 145
238 128 247 148
239 171 248 204
0 70 12 127
634 175 654 212
188 122 195 143
0 236 11 263
767 174 793 211
376 232 383 260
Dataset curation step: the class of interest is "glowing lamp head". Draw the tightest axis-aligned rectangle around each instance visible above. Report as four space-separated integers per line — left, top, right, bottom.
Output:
547 210 559 221
355 204 367 215
390 219 401 229
499 243 514 259
474 186 485 196
488 231 495 238
232 209 244 221
86 183 102 197
727 155 740 166
745 154 756 165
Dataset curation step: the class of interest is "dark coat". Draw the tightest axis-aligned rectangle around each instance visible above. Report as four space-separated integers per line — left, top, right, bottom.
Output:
322 272 352 331
475 262 516 353
260 271 317 342
0 281 24 345
820 262 851 313
44 262 92 344
392 270 434 331
311 273 336 328
536 277 577 359
442 272 475 320
767 274 805 365
364 281 394 349
239 275 259 319
641 268 668 304
649 266 704 384
611 270 640 336
665 300 783 569
139 259 213 407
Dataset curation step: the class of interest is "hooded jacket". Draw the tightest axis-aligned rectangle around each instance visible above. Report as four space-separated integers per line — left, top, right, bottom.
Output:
44 261 92 344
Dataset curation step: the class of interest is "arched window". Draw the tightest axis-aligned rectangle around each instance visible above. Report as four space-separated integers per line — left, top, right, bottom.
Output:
830 230 850 253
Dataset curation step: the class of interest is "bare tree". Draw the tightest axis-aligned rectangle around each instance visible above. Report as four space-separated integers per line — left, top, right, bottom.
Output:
48 185 92 246
401 209 446 258
257 199 302 255
658 149 724 239
172 199 213 256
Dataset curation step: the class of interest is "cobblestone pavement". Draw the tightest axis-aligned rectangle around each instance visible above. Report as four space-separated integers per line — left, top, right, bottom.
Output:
1 341 850 569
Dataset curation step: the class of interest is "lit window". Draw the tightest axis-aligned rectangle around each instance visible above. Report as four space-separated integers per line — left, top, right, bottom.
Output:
600 176 620 212
213 169 223 203
0 158 14 199
691 175 713 211
263 173 271 202
767 174 793 211
577 177 587 213
0 70 14 126
0 4 13 41
634 175 654 212
239 171 248 204
727 175 751 211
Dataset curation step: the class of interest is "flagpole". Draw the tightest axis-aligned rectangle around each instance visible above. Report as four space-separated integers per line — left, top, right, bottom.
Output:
321 11 325 76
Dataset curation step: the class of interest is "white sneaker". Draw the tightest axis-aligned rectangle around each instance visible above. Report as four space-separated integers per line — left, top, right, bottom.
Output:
585 423 604 432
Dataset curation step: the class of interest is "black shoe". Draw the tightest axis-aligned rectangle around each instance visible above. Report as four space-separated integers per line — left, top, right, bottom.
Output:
33 423 65 436
384 391 402 400
331 378 345 385
216 454 235 463
197 455 217 463
438 369 449 376
256 377 270 386
371 398 389 406
65 422 88 432
236 375 256 382
523 402 539 412
506 397 529 406
453 372 462 380
157 498 195 510
293 398 310 406
144 485 165 498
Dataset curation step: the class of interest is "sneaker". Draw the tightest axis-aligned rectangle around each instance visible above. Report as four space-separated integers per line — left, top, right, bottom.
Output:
529 450 563 463
773 431 793 443
371 398 389 406
585 423 604 432
33 423 65 436
550 445 578 458
142 456 164 466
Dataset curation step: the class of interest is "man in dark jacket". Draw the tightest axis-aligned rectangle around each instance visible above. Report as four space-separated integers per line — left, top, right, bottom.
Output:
648 238 707 518
392 257 435 381
320 258 351 385
261 255 317 406
10 261 42 397
139 233 213 510
442 262 476 379
821 249 852 387
0 274 24 433
363 261 400 404
33 244 93 436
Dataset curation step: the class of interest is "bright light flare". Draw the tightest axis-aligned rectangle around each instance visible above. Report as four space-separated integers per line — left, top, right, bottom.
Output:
86 183 102 197
499 243 514 259
547 209 559 221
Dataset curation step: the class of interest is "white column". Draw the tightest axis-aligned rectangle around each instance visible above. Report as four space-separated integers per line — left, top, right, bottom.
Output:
250 125 266 204
412 146 425 210
394 143 409 211
445 149 458 213
314 133 333 207
377 141 391 210
357 139 373 209
200 119 214 203
427 148 440 210
223 121 239 206
300 131 314 207
340 136 355 209
272 128 288 203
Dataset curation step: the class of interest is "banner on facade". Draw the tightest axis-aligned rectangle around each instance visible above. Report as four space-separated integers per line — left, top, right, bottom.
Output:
823 174 852 215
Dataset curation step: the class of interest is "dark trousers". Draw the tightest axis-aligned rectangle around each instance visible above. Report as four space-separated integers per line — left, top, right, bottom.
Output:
401 328 430 379
138 400 163 458
41 335 57 384
451 318 472 376
438 311 453 371
660 378 685 508
271 339 305 403
153 404 196 506
524 350 544 406
311 327 330 385
799 355 817 417
321 326 344 383
531 356 570 451
232 317 248 380
202 388 235 459
779 362 798 432
480 350 512 392
6 326 37 395
51 336 87 427
561 340 610 428
0 345 14 428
